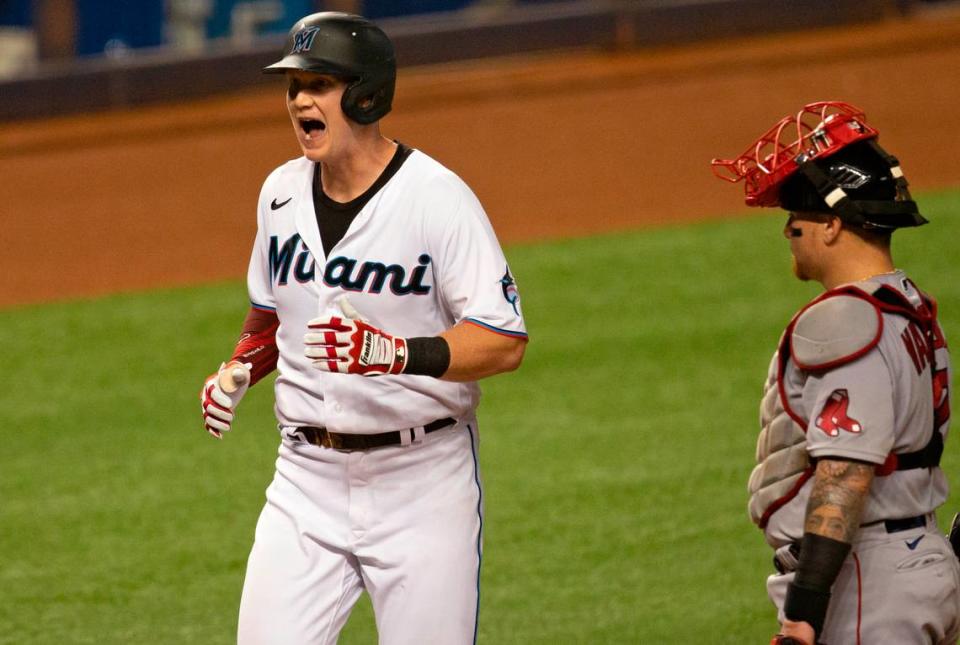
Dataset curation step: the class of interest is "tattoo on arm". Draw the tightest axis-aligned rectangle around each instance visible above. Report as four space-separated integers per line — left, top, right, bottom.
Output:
804 459 875 542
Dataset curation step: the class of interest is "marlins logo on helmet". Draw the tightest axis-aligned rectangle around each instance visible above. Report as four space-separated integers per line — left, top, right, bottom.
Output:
291 26 320 54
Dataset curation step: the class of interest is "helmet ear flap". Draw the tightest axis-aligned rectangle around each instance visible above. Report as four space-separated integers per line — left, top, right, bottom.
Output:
341 73 395 124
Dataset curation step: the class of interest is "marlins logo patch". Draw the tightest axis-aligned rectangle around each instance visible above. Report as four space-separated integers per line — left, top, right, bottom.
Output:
815 389 862 437
291 26 320 54
500 266 520 315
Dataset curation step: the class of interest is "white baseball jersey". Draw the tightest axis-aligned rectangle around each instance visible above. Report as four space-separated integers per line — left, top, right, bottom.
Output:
753 271 951 548
245 148 527 433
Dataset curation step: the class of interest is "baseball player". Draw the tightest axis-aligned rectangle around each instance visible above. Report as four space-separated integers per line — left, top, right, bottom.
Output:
713 101 960 644
199 12 527 644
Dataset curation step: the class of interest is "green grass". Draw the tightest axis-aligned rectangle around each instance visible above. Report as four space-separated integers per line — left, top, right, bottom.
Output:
1 188 959 644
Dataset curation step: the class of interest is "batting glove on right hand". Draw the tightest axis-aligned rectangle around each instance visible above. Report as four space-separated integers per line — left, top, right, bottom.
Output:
200 361 251 439
304 297 407 376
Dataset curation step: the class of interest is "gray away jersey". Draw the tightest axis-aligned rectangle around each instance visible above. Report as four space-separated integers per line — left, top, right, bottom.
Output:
757 271 951 548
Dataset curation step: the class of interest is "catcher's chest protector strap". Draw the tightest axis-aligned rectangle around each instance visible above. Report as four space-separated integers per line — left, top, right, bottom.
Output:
796 160 868 226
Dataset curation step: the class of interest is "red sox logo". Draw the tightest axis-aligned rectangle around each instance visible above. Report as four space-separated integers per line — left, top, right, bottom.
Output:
815 389 862 437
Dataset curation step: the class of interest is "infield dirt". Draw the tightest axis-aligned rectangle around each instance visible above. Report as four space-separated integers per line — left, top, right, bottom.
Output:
2 12 959 307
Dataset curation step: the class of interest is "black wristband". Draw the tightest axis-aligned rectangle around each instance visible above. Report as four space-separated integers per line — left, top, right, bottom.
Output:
783 582 831 638
404 336 451 378
794 532 851 592
784 532 852 637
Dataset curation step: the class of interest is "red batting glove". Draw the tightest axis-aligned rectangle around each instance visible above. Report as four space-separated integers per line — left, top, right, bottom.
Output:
304 315 407 376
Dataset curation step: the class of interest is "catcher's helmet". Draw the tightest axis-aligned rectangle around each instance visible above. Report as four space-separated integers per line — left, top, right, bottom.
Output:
712 101 926 230
264 12 396 125
778 140 926 229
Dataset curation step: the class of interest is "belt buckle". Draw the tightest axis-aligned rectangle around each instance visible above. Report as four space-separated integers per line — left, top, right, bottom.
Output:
327 432 345 450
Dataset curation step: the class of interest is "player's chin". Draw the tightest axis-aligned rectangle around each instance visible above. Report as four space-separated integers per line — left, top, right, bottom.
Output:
791 257 813 282
300 142 330 163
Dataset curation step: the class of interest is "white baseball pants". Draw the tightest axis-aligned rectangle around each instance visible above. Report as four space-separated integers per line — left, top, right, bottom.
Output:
237 421 483 645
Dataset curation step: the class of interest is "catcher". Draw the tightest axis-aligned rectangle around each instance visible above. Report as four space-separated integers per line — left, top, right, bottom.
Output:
713 101 960 644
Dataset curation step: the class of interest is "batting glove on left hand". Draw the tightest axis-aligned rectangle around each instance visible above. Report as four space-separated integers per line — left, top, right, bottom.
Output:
200 361 252 438
304 297 407 376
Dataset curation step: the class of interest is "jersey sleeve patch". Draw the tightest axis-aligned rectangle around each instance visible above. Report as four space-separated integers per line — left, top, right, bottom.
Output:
500 266 521 315
814 389 862 437
791 294 882 370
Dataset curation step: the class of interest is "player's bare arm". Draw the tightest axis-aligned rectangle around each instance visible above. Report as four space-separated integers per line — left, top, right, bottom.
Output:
804 458 874 541
439 322 526 382
779 458 875 643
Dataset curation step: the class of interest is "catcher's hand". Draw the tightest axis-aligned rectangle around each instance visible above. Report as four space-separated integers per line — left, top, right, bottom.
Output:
771 637 811 645
304 297 407 376
200 361 252 438
774 617 816 645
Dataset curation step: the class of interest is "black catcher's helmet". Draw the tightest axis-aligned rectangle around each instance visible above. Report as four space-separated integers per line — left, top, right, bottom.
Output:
778 140 927 230
264 12 396 125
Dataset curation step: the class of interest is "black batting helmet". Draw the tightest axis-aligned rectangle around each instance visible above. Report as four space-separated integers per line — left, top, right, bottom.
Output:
264 12 396 125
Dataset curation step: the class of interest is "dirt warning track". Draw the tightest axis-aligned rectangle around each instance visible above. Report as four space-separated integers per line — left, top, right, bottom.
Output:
2 13 960 307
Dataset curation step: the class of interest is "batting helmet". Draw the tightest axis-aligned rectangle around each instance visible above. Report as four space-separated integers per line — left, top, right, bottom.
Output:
264 12 396 125
712 101 926 230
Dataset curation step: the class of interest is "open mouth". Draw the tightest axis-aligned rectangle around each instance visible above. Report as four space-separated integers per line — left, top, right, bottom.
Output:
300 119 326 139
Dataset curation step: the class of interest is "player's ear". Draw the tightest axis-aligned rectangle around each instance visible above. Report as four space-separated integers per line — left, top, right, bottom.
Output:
822 215 844 245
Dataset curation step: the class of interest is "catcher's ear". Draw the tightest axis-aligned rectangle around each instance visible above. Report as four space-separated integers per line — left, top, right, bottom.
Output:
822 216 844 245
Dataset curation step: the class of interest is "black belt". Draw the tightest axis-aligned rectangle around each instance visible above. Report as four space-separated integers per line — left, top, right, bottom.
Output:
877 514 927 534
774 514 928 574
292 417 456 451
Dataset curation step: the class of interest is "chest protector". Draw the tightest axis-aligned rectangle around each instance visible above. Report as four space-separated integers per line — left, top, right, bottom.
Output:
747 280 945 528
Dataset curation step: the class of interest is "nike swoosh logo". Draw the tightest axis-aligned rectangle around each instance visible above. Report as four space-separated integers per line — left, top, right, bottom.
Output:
271 197 292 210
905 535 924 550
